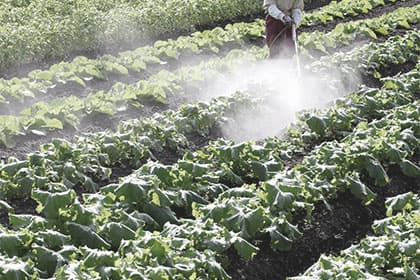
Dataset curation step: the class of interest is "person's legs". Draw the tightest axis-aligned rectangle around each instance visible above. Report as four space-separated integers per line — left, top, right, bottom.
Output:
265 15 294 59
278 27 295 58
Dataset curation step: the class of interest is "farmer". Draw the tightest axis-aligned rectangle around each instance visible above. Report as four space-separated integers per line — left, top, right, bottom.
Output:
264 0 304 58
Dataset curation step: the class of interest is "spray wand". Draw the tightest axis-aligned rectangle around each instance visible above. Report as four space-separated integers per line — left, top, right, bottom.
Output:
291 23 301 78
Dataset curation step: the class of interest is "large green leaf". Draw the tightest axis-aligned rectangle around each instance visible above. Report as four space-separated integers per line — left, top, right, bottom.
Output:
32 189 76 220
306 116 327 137
244 208 264 237
232 237 259 260
265 183 295 211
267 227 293 251
0 256 34 280
67 222 111 249
120 211 160 231
364 157 389 186
250 161 268 181
0 161 27 177
42 118 63 130
32 245 64 277
82 248 116 268
115 178 150 203
0 232 32 257
143 203 178 226
34 230 70 250
100 222 136 249
206 260 230 280
348 176 376 205
385 192 417 216
400 160 420 177
9 214 48 231
178 161 209 177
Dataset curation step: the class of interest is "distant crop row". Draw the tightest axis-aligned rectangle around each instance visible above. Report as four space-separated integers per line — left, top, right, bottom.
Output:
0 21 266 108
0 28 418 148
0 0 410 72
0 0 262 71
302 0 411 25
300 4 419 55
1 3 417 111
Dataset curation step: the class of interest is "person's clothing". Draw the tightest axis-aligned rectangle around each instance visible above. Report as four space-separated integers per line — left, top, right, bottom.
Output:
292 8 302 24
265 15 295 58
268 4 287 21
263 0 304 16
264 0 304 58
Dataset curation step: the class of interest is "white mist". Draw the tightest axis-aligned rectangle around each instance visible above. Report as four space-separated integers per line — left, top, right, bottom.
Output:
198 57 351 141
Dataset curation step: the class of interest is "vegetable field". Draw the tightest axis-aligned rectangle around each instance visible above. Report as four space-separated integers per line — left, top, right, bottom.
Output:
0 0 419 279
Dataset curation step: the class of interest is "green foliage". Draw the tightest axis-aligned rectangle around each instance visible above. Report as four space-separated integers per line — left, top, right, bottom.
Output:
300 5 420 57
0 4 419 277
0 0 263 71
0 47 263 146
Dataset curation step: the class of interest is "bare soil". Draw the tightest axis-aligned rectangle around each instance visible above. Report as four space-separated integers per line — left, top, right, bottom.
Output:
226 164 420 280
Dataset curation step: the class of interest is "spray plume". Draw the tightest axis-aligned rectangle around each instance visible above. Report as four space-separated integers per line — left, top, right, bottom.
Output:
197 57 355 142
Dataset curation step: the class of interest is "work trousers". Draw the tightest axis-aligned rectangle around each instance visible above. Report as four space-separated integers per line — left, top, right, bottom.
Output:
265 15 295 59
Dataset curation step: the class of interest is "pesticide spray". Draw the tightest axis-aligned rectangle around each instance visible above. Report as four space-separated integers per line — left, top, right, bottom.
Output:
292 23 302 79
197 51 352 142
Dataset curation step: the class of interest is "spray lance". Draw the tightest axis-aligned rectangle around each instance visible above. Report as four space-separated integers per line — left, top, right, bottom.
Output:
291 23 301 78
270 22 302 78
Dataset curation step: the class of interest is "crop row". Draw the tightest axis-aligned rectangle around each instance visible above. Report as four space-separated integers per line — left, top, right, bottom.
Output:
1 3 417 110
0 47 264 148
302 0 410 25
0 92 268 200
0 21 265 107
299 4 419 55
0 78 418 278
0 0 264 71
307 29 419 92
1 60 418 202
2 0 384 71
1 29 418 148
290 193 420 279
1 45 418 267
